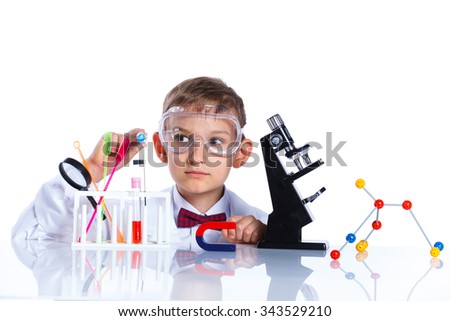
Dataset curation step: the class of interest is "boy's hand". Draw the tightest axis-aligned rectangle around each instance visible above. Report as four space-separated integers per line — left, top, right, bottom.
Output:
221 215 266 244
86 128 146 183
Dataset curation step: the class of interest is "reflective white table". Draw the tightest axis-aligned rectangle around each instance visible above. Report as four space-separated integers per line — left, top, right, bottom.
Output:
1 238 449 301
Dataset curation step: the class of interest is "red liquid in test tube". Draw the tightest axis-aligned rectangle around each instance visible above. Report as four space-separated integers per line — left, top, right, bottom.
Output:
132 221 142 244
131 177 142 244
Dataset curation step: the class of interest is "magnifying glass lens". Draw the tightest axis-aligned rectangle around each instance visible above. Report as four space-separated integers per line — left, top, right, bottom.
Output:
59 157 92 191
61 162 89 188
59 158 98 210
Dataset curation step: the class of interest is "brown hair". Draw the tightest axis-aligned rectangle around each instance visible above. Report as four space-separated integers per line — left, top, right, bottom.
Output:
162 76 246 127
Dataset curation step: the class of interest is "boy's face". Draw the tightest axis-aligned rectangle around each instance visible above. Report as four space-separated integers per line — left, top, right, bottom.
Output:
158 106 244 199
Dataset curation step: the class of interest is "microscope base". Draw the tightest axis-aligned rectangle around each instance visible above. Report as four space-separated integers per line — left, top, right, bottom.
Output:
258 241 327 251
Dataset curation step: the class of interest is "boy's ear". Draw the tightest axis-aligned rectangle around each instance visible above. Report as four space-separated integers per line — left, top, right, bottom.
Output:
152 132 168 163
232 139 253 168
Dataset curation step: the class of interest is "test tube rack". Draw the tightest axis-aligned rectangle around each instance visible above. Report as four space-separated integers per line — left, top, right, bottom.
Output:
72 190 171 248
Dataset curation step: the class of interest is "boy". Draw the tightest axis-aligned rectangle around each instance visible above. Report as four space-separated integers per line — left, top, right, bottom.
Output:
12 76 267 246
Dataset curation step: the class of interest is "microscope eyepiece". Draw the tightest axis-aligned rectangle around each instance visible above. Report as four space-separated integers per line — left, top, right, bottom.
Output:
267 114 284 131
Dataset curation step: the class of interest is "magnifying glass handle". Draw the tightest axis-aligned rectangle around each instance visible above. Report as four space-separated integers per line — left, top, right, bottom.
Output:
86 195 106 220
87 196 98 209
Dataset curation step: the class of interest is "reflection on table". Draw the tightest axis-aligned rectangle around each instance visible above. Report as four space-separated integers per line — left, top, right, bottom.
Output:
8 238 448 301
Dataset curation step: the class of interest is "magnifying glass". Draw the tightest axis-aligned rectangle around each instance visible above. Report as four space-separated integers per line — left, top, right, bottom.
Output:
59 157 98 209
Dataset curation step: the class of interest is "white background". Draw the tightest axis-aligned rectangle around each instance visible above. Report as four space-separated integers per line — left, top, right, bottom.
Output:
1 0 449 250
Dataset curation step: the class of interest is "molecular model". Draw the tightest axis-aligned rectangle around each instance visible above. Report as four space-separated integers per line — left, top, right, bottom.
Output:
330 179 444 260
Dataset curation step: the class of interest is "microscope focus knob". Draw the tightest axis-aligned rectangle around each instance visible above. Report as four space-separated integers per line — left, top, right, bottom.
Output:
269 134 283 148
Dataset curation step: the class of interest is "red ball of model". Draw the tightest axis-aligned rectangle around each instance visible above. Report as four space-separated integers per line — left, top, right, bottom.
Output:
330 250 341 260
372 220 382 230
374 199 384 209
402 200 412 210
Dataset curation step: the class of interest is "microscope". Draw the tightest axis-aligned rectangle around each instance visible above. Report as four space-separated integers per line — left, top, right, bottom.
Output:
258 114 327 251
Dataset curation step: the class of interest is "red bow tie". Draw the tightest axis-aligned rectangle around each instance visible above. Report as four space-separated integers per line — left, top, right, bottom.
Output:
177 208 226 228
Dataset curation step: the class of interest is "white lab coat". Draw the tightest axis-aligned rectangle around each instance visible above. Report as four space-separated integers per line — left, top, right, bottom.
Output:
11 174 268 250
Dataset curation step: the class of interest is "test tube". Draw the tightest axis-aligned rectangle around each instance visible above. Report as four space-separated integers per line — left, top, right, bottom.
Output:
96 204 102 244
111 205 118 244
131 177 142 244
127 205 133 244
80 204 87 243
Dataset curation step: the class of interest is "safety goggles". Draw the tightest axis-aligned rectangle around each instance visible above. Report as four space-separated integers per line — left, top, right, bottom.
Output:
158 106 243 157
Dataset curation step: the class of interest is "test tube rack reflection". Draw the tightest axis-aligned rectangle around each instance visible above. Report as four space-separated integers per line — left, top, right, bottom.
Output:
72 190 171 248
70 247 171 300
